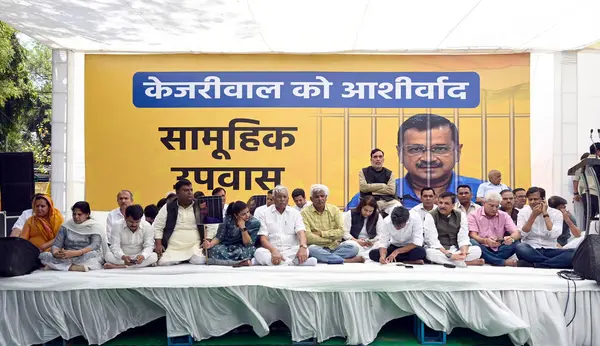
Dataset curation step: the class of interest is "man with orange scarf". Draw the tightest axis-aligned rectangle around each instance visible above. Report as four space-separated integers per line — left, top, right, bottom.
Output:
20 194 64 252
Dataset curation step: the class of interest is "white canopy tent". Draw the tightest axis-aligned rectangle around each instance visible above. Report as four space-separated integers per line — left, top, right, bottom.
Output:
1 0 600 212
1 0 600 53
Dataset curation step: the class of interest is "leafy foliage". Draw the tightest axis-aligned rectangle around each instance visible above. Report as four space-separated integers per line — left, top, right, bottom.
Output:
0 21 52 170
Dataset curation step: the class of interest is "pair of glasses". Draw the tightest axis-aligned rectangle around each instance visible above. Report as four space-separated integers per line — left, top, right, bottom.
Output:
403 145 455 156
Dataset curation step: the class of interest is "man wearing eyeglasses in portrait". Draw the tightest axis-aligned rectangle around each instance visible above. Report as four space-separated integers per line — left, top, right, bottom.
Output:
347 113 482 210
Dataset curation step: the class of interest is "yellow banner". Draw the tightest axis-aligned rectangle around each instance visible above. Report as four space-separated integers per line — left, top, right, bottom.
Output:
85 54 530 210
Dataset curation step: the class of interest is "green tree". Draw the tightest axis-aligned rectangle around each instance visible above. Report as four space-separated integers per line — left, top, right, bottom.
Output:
0 21 52 169
0 21 31 151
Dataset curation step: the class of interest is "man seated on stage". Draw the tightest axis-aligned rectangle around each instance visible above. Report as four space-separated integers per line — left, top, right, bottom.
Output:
499 189 519 225
425 192 483 267
455 185 480 216
476 170 509 205
9 193 43 237
513 188 527 209
105 205 158 269
516 187 574 268
153 179 206 266
302 184 360 264
412 187 437 220
548 196 581 247
358 149 402 215
254 186 316 266
369 206 427 264
468 192 521 266
144 204 158 225
106 190 134 244
252 190 274 219
292 188 311 212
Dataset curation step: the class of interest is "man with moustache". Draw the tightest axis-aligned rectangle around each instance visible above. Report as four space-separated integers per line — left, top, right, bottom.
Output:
347 114 482 210
499 189 519 225
455 184 480 216
358 148 402 215
512 188 527 209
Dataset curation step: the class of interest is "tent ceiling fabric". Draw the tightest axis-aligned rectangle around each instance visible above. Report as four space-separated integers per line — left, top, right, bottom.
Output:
1 0 600 53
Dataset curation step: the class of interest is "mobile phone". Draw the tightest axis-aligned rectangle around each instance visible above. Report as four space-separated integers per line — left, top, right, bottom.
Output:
443 263 456 268
396 263 414 268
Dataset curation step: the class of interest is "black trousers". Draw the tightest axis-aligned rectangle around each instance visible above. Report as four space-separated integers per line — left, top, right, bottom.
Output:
582 194 599 225
368 245 426 262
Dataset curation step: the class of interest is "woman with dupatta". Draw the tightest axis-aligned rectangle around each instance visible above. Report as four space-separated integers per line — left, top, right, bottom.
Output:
39 201 110 272
20 194 64 252
202 201 260 266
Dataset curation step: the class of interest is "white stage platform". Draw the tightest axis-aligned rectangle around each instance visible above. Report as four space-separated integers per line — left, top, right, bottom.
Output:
0 263 598 346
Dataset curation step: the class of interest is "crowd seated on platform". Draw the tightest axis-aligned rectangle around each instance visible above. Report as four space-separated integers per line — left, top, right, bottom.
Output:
5 144 600 274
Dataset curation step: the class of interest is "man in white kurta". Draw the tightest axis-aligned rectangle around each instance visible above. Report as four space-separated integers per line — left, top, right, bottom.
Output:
254 186 317 266
153 180 206 266
104 205 158 268
106 190 134 243
425 192 483 267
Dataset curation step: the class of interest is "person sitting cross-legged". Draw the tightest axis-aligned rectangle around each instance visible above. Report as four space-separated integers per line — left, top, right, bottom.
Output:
254 185 317 266
153 179 207 266
342 195 383 260
468 192 521 267
425 192 483 267
202 200 260 266
302 184 361 264
39 201 108 272
515 187 574 268
104 204 158 269
369 206 427 265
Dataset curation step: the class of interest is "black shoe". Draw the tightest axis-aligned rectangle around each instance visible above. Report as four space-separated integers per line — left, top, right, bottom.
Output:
517 260 534 267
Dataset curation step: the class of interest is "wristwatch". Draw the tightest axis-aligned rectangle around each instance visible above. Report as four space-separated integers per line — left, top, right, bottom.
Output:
543 214 549 218
300 244 308 249
445 252 452 259
241 227 248 232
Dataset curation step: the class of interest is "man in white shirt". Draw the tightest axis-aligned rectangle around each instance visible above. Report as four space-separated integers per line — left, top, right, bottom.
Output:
254 186 316 266
10 208 33 237
153 179 207 266
9 193 45 237
106 190 134 244
412 187 437 219
291 188 311 212
252 190 274 220
476 170 509 204
516 187 574 268
454 185 480 216
104 205 158 269
425 192 483 267
369 206 426 264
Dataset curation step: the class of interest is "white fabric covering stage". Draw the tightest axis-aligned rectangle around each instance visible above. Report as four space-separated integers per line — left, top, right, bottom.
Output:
0 264 598 346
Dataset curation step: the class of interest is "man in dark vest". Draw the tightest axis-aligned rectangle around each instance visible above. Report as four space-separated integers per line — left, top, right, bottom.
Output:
153 179 206 266
359 148 401 215
425 192 483 267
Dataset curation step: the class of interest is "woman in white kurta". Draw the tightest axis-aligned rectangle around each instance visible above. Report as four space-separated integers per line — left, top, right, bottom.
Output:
342 196 383 260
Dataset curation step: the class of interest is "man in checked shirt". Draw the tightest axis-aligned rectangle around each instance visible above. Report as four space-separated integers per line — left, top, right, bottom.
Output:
301 184 362 264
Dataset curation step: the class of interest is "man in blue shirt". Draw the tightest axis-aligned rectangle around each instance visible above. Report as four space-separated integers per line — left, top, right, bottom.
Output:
347 113 482 210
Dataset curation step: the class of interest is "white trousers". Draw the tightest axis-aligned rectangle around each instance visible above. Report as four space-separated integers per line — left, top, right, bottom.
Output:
425 246 482 267
158 253 206 266
254 247 317 266
345 239 375 259
105 252 158 268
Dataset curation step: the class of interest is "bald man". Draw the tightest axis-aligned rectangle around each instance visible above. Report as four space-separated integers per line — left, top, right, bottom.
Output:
106 190 134 244
476 170 509 204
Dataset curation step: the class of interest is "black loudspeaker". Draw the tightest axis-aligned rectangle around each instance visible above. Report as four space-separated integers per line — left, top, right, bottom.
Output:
0 152 35 215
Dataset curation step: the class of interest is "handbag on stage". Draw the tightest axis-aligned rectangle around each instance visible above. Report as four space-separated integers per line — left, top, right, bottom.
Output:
0 237 41 277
